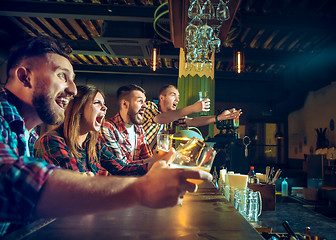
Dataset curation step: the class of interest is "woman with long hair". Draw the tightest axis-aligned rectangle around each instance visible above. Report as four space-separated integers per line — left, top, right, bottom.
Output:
35 85 158 176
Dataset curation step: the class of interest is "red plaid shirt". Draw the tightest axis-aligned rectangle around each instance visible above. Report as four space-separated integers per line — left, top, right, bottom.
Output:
35 130 148 176
0 88 56 236
100 113 152 164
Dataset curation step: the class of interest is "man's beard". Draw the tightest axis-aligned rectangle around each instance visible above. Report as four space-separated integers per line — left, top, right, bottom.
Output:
128 109 144 125
32 87 65 125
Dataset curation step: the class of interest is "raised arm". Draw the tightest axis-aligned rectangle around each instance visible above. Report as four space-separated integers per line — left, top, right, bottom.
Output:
186 108 242 127
154 99 210 124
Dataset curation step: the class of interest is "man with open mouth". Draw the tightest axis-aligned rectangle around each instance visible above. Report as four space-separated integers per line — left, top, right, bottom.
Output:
142 84 242 151
101 84 164 167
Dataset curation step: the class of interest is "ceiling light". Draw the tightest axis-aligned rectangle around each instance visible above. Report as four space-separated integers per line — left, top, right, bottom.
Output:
150 37 160 72
233 45 245 74
152 47 158 71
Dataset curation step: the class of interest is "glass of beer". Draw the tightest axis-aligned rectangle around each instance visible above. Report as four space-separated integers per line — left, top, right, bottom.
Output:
170 137 216 185
157 133 172 153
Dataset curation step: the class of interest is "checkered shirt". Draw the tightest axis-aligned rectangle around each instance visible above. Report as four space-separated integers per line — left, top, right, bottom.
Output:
100 112 152 164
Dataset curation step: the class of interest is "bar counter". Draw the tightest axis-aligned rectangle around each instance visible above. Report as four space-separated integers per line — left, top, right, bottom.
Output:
12 181 263 240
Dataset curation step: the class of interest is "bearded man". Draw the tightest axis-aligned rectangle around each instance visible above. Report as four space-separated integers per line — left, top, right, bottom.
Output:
100 84 153 164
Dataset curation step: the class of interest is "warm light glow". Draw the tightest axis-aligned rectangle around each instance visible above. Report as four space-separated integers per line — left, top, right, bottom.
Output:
237 51 241 73
233 48 244 74
152 48 157 71
171 136 190 141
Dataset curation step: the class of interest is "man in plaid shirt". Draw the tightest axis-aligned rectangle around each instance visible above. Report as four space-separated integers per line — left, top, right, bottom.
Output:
101 84 153 165
0 36 76 236
143 85 242 151
0 36 212 237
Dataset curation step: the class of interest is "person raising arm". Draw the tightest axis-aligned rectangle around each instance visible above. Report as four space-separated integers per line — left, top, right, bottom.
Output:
143 84 242 150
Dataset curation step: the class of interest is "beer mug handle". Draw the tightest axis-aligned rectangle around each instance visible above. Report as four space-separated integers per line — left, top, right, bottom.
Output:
257 191 262 217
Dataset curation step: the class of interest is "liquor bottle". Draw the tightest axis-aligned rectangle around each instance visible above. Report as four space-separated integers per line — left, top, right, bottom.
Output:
248 166 257 184
281 178 288 196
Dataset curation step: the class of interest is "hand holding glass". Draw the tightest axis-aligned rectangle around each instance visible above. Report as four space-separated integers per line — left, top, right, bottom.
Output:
170 137 216 185
199 91 210 114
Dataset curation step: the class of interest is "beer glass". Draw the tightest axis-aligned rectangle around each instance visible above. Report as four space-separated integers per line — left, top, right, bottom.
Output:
170 137 216 185
157 133 172 152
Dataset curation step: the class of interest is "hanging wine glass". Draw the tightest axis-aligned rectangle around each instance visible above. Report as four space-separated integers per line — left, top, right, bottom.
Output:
197 48 209 70
203 58 213 71
194 59 204 72
200 0 215 20
210 36 221 53
185 47 198 71
189 16 203 28
184 0 228 70
211 19 223 37
207 60 213 70
204 50 213 70
188 0 201 19
185 59 193 71
185 37 196 52
217 0 230 21
186 48 197 63
201 24 214 41
197 24 213 58
185 23 198 44
197 24 213 49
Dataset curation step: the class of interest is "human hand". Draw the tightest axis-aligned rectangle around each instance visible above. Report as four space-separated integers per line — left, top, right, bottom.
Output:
217 108 242 121
192 99 210 113
137 161 212 208
201 98 211 112
149 148 175 168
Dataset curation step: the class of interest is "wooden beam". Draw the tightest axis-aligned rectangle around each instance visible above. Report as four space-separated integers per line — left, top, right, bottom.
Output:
0 1 160 22
219 0 242 45
168 0 188 49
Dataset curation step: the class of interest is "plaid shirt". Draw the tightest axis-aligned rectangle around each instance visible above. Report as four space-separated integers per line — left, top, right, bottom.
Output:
143 101 187 150
100 112 151 164
0 88 56 236
35 130 148 176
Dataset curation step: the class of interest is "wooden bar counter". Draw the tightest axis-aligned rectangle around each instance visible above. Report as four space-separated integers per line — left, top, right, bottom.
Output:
17 182 263 240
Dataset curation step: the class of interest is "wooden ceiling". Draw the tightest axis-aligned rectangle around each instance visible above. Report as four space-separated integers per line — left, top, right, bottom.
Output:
0 0 336 116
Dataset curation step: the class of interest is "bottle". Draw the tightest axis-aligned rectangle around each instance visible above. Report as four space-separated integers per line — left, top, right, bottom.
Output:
248 166 257 184
233 110 239 129
281 178 288 197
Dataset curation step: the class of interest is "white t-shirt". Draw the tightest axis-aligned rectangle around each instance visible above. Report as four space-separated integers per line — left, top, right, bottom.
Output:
125 123 136 157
